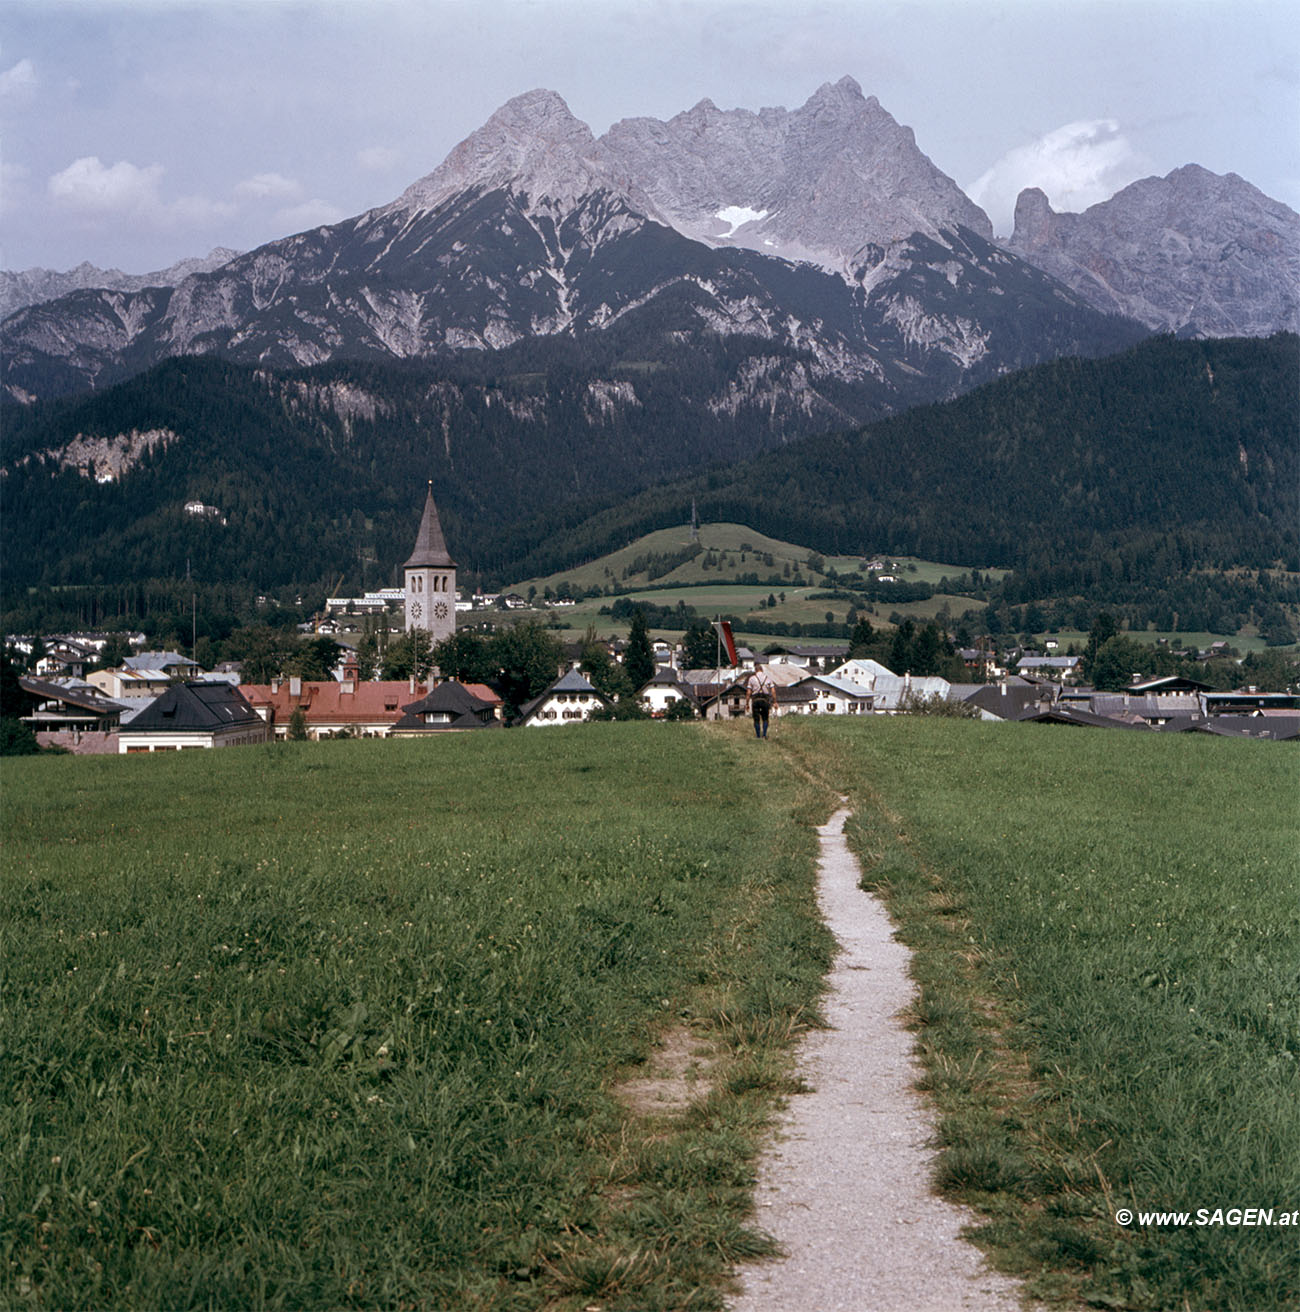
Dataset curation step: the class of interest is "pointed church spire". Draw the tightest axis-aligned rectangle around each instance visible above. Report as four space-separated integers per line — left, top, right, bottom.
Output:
403 481 455 569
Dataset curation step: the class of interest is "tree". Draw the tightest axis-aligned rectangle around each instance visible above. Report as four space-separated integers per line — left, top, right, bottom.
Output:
890 618 917 673
848 617 875 657
580 627 633 701
432 629 495 683
1085 612 1119 675
624 609 655 691
382 630 435 681
587 698 649 721
490 621 563 719
1090 635 1149 691
354 632 379 681
287 707 310 741
92 634 132 671
292 636 340 681
225 625 298 683
0 717 39 756
682 619 718 670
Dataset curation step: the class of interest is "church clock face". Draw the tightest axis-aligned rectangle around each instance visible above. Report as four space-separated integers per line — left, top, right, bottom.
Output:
409 599 422 619
434 600 450 620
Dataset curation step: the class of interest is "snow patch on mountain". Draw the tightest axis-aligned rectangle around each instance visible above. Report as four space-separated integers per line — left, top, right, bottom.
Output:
716 206 769 237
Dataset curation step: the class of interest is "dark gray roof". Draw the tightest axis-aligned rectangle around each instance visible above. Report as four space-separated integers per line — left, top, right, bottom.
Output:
400 680 496 718
551 668 600 694
123 650 195 672
119 681 262 734
18 676 124 716
402 483 455 569
1016 706 1152 730
1192 715 1300 741
962 684 1049 719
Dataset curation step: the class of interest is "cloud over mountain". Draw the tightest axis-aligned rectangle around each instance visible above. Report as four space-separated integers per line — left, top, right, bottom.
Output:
966 119 1147 237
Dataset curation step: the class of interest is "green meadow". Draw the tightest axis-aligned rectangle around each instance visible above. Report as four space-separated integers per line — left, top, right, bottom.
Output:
1 729 830 1311
3 719 1297 1311
783 718 1300 1312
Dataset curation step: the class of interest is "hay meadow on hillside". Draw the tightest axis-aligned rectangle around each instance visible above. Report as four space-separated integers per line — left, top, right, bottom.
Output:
3 718 1296 1311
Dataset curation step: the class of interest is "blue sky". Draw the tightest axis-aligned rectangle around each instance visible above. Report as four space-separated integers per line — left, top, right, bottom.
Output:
3 0 1297 272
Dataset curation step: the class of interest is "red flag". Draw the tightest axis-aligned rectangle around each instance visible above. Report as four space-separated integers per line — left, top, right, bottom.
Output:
714 620 738 666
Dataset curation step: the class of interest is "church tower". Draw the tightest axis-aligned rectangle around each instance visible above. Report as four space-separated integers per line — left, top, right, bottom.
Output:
403 481 456 644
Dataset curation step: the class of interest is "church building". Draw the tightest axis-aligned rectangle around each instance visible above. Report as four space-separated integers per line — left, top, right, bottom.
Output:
403 482 457 644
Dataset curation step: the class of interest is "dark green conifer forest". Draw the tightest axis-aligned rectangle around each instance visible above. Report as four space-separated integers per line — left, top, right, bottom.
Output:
2 333 1296 639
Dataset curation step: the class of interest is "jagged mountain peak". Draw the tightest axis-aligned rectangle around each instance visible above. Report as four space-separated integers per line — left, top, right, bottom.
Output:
804 73 869 111
597 76 990 269
1007 165 1300 336
393 87 611 212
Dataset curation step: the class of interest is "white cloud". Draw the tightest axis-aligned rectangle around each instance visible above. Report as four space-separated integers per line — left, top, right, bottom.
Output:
234 171 304 202
357 145 402 174
966 119 1148 237
273 198 349 232
0 57 37 101
48 156 166 216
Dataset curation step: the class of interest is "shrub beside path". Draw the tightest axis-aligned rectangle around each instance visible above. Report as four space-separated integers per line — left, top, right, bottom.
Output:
731 808 1025 1312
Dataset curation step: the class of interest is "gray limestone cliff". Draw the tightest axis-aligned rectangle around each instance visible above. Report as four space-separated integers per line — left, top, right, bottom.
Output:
1007 166 1300 337
596 76 993 272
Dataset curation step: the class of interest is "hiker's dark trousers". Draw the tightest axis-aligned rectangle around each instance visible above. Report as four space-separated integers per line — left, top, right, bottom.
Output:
752 703 770 738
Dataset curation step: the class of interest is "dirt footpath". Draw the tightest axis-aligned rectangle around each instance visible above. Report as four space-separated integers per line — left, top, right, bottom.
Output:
731 809 1025 1312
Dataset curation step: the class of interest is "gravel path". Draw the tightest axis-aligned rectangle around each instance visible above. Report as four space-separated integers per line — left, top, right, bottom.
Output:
731 808 1025 1312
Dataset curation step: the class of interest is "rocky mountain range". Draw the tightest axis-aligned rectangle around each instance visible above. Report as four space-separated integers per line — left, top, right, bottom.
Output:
1 79 1137 410
1 78 1294 418
0 248 240 321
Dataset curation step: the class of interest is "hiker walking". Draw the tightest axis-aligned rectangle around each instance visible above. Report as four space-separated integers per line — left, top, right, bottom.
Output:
745 665 776 739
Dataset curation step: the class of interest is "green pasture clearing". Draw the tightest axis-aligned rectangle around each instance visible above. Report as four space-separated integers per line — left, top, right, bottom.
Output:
1027 628 1278 655
516 522 1001 597
538 583 979 643
1 728 831 1311
779 717 1300 1312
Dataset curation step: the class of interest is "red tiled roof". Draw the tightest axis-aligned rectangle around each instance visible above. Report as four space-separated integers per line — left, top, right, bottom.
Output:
242 680 429 725
461 682 503 706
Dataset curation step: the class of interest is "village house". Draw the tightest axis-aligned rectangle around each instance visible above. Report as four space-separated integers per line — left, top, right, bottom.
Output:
17 676 125 752
637 667 701 717
786 673 876 715
117 682 270 753
764 643 848 674
241 677 431 739
958 679 1055 721
88 667 176 699
1016 654 1082 682
516 668 610 726
391 681 502 734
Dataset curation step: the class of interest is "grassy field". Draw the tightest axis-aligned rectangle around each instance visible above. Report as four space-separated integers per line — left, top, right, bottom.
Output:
515 522 998 598
1 728 832 1311
779 717 1300 1312
4 719 1296 1311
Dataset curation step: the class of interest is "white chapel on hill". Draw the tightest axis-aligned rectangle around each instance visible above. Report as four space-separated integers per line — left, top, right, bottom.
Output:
403 481 457 644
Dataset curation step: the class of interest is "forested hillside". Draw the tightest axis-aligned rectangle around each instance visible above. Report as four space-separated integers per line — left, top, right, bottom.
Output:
0 326 886 601
1 334 1295 638
511 333 1299 632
